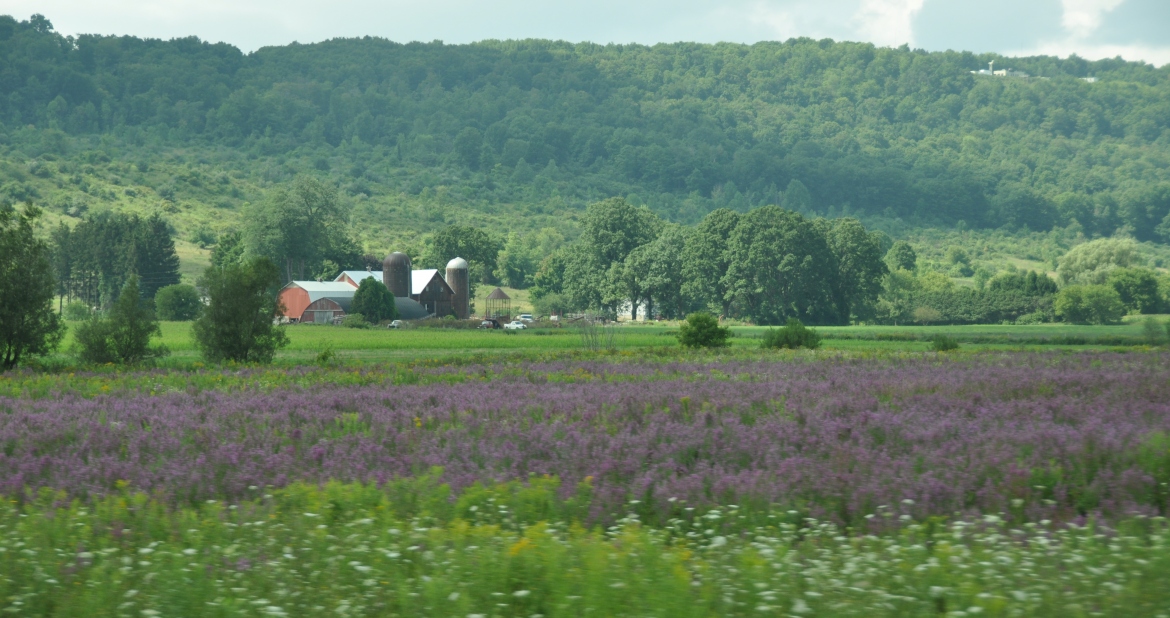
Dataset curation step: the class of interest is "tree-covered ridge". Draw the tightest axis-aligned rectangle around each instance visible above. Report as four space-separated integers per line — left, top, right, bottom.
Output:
2 14 1169 239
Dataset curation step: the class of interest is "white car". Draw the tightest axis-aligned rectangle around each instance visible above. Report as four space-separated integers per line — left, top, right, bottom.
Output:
518 314 534 322
503 320 527 330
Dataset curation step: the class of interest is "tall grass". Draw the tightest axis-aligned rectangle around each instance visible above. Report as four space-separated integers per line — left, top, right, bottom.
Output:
3 481 1168 617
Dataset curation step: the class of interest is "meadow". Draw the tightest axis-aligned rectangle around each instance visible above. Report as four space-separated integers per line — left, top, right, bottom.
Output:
2 351 1170 615
44 314 1170 367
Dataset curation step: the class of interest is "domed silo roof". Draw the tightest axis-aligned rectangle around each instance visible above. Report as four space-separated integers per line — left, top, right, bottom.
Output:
446 257 468 269
383 252 411 268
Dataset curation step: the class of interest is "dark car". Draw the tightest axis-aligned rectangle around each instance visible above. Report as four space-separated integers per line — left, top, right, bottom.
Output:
479 319 502 329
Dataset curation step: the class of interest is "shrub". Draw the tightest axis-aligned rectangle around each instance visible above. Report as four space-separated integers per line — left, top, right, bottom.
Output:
340 314 370 329
532 292 571 318
154 284 201 321
63 300 92 321
74 276 168 365
913 306 943 324
1055 284 1126 325
931 334 960 352
1142 317 1166 346
761 318 822 350
676 312 731 348
1015 311 1047 325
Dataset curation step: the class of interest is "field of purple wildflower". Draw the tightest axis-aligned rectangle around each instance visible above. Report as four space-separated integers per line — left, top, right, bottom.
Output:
3 351 1170 616
2 352 1168 526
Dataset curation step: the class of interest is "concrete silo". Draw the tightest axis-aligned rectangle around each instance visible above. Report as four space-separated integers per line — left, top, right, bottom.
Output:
446 257 470 319
383 252 412 298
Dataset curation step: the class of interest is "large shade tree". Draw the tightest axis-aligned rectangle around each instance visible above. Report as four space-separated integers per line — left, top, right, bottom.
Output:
682 208 740 315
723 206 839 325
244 176 359 283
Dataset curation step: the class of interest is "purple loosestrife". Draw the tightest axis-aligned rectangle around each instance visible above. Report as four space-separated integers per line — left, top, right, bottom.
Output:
0 353 1168 525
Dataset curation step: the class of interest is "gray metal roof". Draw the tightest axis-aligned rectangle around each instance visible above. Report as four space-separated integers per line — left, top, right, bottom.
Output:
284 281 356 311
395 296 430 320
337 270 382 286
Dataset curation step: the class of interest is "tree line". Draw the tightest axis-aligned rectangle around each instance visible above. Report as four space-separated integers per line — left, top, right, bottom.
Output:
526 198 888 324
49 211 180 310
3 14 1170 238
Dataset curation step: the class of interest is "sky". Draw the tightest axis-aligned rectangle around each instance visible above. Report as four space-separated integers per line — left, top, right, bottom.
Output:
7 0 1170 66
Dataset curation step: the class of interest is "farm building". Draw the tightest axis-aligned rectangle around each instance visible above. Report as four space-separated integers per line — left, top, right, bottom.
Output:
335 267 459 317
277 254 470 323
378 252 470 319
278 281 356 324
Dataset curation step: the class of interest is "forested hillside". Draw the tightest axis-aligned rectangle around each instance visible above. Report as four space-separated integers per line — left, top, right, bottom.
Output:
2 13 1169 252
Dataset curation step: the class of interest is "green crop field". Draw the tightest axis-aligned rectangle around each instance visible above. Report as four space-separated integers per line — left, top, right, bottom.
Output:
46 314 1167 368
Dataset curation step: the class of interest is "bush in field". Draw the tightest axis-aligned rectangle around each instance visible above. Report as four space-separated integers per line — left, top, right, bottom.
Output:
74 276 168 365
63 300 92 321
931 334 960 352
154 283 202 321
531 292 572 318
350 277 397 323
676 312 731 348
341 314 370 329
1142 317 1166 346
1055 284 1125 325
192 257 288 363
913 306 942 324
761 318 822 350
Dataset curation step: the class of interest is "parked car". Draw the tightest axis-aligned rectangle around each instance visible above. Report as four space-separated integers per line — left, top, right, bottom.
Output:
503 320 527 330
388 320 403 329
518 314 534 322
479 319 501 329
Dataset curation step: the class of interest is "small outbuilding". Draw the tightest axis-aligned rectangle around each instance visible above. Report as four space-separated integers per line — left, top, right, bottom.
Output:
484 287 511 320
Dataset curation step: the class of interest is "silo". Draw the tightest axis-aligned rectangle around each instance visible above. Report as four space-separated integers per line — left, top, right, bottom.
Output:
383 252 412 298
446 257 470 319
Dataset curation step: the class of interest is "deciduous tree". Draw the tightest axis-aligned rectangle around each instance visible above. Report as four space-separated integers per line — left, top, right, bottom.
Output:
0 204 64 369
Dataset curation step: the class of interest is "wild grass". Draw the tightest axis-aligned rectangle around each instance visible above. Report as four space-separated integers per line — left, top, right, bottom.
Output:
2 480 1168 617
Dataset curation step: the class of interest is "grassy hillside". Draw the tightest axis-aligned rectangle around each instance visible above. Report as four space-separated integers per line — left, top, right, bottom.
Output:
2 13 1169 274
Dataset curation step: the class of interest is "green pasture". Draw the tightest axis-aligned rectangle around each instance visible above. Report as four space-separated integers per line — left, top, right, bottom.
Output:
47 314 1166 366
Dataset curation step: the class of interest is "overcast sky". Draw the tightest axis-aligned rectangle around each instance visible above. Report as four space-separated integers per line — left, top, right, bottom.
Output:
9 0 1170 66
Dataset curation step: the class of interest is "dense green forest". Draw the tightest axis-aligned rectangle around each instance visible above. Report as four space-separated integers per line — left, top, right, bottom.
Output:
3 12 1170 244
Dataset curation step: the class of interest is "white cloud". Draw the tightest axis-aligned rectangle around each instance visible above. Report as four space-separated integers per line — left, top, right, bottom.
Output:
853 0 925 47
1011 40 1170 67
1060 0 1125 38
4 0 1166 65
1007 0 1169 67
